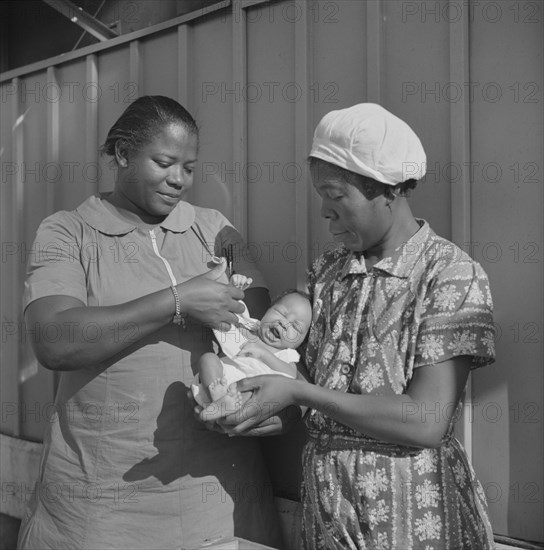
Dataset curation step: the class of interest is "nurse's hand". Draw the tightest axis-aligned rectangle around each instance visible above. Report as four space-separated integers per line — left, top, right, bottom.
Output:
179 261 245 330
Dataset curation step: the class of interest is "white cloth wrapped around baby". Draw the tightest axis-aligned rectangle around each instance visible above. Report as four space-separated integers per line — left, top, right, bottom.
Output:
191 304 298 407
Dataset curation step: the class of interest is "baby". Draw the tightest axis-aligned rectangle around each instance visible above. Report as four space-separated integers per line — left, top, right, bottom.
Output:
191 274 312 407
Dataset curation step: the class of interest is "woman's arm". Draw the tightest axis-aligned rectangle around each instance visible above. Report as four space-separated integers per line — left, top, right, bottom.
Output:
208 356 471 448
27 263 245 371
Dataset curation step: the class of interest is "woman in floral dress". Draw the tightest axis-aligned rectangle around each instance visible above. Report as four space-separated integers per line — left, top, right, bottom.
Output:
204 103 496 549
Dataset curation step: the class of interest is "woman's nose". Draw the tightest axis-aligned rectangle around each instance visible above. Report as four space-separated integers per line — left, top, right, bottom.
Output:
320 200 333 219
167 165 183 187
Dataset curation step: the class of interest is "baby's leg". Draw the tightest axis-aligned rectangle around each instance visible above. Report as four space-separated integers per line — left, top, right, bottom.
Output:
198 352 229 402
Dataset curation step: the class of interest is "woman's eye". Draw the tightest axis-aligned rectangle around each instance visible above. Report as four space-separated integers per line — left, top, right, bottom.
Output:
329 195 343 201
184 167 194 175
156 161 170 168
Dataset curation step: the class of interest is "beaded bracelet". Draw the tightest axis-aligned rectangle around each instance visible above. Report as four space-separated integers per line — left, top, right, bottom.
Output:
170 286 185 327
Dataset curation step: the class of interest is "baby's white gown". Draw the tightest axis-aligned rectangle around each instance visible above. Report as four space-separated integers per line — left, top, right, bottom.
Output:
191 304 298 407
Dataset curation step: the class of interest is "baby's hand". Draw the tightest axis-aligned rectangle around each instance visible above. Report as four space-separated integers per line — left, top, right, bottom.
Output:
237 340 267 360
230 273 253 291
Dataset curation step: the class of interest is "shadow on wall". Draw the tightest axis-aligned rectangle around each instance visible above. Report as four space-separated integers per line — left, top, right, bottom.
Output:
0 514 20 550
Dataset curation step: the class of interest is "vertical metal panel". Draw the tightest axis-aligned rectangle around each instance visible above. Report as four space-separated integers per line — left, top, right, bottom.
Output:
46 67 59 216
245 1 297 296
18 71 57 440
177 25 192 109
448 0 473 459
380 0 452 241
97 46 131 193
309 0 367 257
294 0 312 288
190 10 234 217
129 41 143 97
232 0 248 240
86 55 99 198
366 0 382 104
56 60 93 211
0 79 21 436
141 33 178 98
470 4 543 540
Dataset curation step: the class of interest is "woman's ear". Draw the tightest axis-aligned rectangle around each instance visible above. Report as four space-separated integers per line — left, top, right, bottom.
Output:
114 141 128 168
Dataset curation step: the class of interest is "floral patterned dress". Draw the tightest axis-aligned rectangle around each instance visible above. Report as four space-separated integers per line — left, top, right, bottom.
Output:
302 220 496 550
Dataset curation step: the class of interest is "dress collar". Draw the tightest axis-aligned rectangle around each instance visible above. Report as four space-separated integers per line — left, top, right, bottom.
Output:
339 219 431 279
76 195 196 235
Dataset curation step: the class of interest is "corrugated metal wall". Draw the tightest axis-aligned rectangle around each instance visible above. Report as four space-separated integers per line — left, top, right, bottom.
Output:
1 0 542 542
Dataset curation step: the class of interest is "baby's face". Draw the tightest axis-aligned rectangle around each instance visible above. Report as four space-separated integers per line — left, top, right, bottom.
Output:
258 293 312 350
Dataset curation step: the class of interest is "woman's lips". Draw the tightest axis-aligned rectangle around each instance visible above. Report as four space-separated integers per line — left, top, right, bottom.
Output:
158 192 180 203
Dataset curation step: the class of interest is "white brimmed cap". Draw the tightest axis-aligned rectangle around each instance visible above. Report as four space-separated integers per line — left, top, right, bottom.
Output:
309 103 426 185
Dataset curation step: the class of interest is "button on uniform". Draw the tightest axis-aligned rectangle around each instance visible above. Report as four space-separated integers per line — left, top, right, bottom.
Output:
340 364 351 375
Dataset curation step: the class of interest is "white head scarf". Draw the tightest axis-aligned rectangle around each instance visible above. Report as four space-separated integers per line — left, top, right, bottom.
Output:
309 103 426 185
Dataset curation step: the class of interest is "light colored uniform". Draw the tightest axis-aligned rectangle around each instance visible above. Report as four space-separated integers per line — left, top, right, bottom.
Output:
17 195 282 550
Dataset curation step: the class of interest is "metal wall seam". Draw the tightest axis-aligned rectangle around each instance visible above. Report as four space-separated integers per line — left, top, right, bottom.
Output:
85 55 99 197
448 0 473 461
232 0 248 240
177 25 191 111
46 66 59 215
366 0 382 104
294 0 312 289
11 77 23 436
129 40 143 97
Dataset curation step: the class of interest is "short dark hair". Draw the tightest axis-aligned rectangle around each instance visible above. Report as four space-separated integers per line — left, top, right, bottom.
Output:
308 157 418 198
100 95 199 159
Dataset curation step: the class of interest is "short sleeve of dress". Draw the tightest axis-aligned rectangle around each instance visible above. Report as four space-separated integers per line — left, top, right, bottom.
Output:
414 260 495 370
23 212 87 311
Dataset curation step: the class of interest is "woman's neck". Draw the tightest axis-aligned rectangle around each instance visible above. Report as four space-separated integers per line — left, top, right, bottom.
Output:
104 192 165 227
103 193 164 228
364 203 420 267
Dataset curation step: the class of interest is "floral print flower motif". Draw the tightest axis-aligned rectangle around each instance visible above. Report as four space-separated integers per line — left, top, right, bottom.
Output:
452 461 468 486
448 331 477 355
434 284 462 311
466 284 484 304
359 363 384 392
415 449 438 474
365 338 380 358
416 479 440 509
367 500 389 528
481 330 495 355
355 468 389 499
415 511 442 540
375 532 389 550
420 334 444 361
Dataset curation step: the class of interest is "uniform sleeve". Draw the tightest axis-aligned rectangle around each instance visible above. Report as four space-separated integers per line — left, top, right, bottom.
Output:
414 260 496 370
23 213 87 311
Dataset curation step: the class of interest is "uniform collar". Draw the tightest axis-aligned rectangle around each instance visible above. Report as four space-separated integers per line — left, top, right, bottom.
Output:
340 219 431 279
76 195 196 235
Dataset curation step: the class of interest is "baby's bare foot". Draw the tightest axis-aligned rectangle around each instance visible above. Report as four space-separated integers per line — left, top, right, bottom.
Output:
208 377 229 402
201 384 244 422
